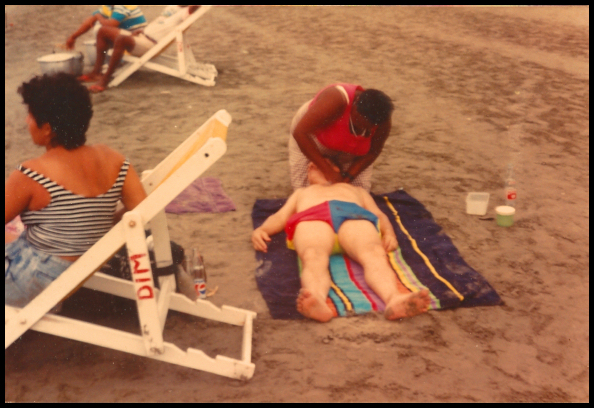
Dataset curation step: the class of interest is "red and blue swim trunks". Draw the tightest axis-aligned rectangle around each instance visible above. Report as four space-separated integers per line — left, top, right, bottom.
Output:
285 200 379 244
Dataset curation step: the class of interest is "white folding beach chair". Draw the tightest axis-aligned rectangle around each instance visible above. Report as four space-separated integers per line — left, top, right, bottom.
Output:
109 5 217 88
5 110 257 380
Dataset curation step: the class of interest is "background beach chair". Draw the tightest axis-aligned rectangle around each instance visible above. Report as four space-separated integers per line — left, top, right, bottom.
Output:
5 110 257 380
108 5 217 88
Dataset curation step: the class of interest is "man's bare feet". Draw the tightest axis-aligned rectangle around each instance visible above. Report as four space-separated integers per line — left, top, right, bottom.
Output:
384 289 431 320
296 288 334 322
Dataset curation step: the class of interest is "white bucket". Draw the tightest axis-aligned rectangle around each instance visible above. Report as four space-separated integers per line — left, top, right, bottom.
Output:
84 40 97 66
37 52 83 76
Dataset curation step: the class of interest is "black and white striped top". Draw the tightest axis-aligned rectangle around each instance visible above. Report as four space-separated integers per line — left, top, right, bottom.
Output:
18 159 130 256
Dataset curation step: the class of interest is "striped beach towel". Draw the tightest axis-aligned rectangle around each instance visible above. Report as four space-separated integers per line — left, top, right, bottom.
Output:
252 190 502 319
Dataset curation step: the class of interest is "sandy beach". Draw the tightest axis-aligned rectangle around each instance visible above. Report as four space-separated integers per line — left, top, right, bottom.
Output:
4 5 589 402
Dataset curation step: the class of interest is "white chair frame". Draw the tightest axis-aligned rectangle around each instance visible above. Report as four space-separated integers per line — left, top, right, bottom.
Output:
5 110 256 380
109 5 217 88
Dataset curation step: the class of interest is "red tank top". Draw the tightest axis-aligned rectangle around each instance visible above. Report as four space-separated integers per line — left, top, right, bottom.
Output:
308 83 372 156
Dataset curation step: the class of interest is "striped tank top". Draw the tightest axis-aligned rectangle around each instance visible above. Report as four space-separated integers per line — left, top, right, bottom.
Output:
94 6 148 31
18 159 130 256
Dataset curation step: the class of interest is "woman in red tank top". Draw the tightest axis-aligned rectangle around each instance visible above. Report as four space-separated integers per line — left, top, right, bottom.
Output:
289 83 394 191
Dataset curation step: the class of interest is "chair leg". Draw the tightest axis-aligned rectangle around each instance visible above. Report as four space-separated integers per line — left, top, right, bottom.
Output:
122 211 164 355
157 274 175 332
148 209 173 269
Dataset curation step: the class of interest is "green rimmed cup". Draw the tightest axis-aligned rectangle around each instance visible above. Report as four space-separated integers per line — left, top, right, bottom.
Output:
496 206 515 227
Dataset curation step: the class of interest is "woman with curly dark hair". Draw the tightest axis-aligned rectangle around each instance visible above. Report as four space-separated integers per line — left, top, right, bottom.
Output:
289 83 395 192
5 73 147 307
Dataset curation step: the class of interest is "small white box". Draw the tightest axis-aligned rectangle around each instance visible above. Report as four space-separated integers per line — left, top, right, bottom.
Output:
466 192 490 215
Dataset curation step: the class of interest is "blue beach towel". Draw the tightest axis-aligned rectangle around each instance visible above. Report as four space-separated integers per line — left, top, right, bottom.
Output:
251 190 502 319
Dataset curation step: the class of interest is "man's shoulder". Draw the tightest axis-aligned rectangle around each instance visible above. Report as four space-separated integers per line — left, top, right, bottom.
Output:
333 182 365 194
352 184 373 199
291 187 307 198
298 184 327 196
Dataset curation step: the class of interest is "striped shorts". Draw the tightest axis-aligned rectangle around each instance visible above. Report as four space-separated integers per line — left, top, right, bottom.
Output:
288 101 373 191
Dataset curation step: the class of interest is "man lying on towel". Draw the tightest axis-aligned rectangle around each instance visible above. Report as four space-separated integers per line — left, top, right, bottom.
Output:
252 161 430 322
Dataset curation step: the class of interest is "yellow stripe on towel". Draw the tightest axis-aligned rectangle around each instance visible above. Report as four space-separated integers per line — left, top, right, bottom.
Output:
383 196 464 301
297 255 353 312
330 281 353 312
387 251 417 293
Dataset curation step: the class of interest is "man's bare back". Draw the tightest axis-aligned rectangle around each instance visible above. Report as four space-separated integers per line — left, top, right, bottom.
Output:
293 182 369 213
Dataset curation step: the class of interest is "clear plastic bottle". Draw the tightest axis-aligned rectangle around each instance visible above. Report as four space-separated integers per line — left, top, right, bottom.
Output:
190 248 207 299
504 164 517 207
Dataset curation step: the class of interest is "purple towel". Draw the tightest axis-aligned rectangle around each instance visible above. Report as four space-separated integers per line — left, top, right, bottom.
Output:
165 177 236 214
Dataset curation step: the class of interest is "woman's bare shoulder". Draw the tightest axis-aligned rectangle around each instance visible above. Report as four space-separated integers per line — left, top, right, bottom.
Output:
20 156 41 170
316 85 348 105
92 143 125 159
19 155 52 176
89 144 127 169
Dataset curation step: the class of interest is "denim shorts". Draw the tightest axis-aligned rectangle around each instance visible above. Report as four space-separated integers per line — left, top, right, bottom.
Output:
5 233 73 307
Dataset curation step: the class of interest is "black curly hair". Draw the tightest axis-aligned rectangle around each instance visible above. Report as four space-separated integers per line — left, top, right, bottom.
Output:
354 89 394 125
18 73 93 150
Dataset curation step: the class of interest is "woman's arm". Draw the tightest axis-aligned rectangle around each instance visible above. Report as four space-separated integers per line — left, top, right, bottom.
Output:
292 87 347 184
120 163 147 213
113 163 147 223
5 170 33 225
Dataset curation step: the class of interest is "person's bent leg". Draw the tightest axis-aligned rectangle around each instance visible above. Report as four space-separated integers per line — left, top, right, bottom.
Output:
95 34 136 89
292 221 335 322
85 26 123 79
289 101 314 190
289 135 311 190
337 220 430 320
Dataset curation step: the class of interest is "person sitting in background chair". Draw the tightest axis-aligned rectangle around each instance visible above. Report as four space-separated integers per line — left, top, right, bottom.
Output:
65 5 147 50
79 5 200 93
